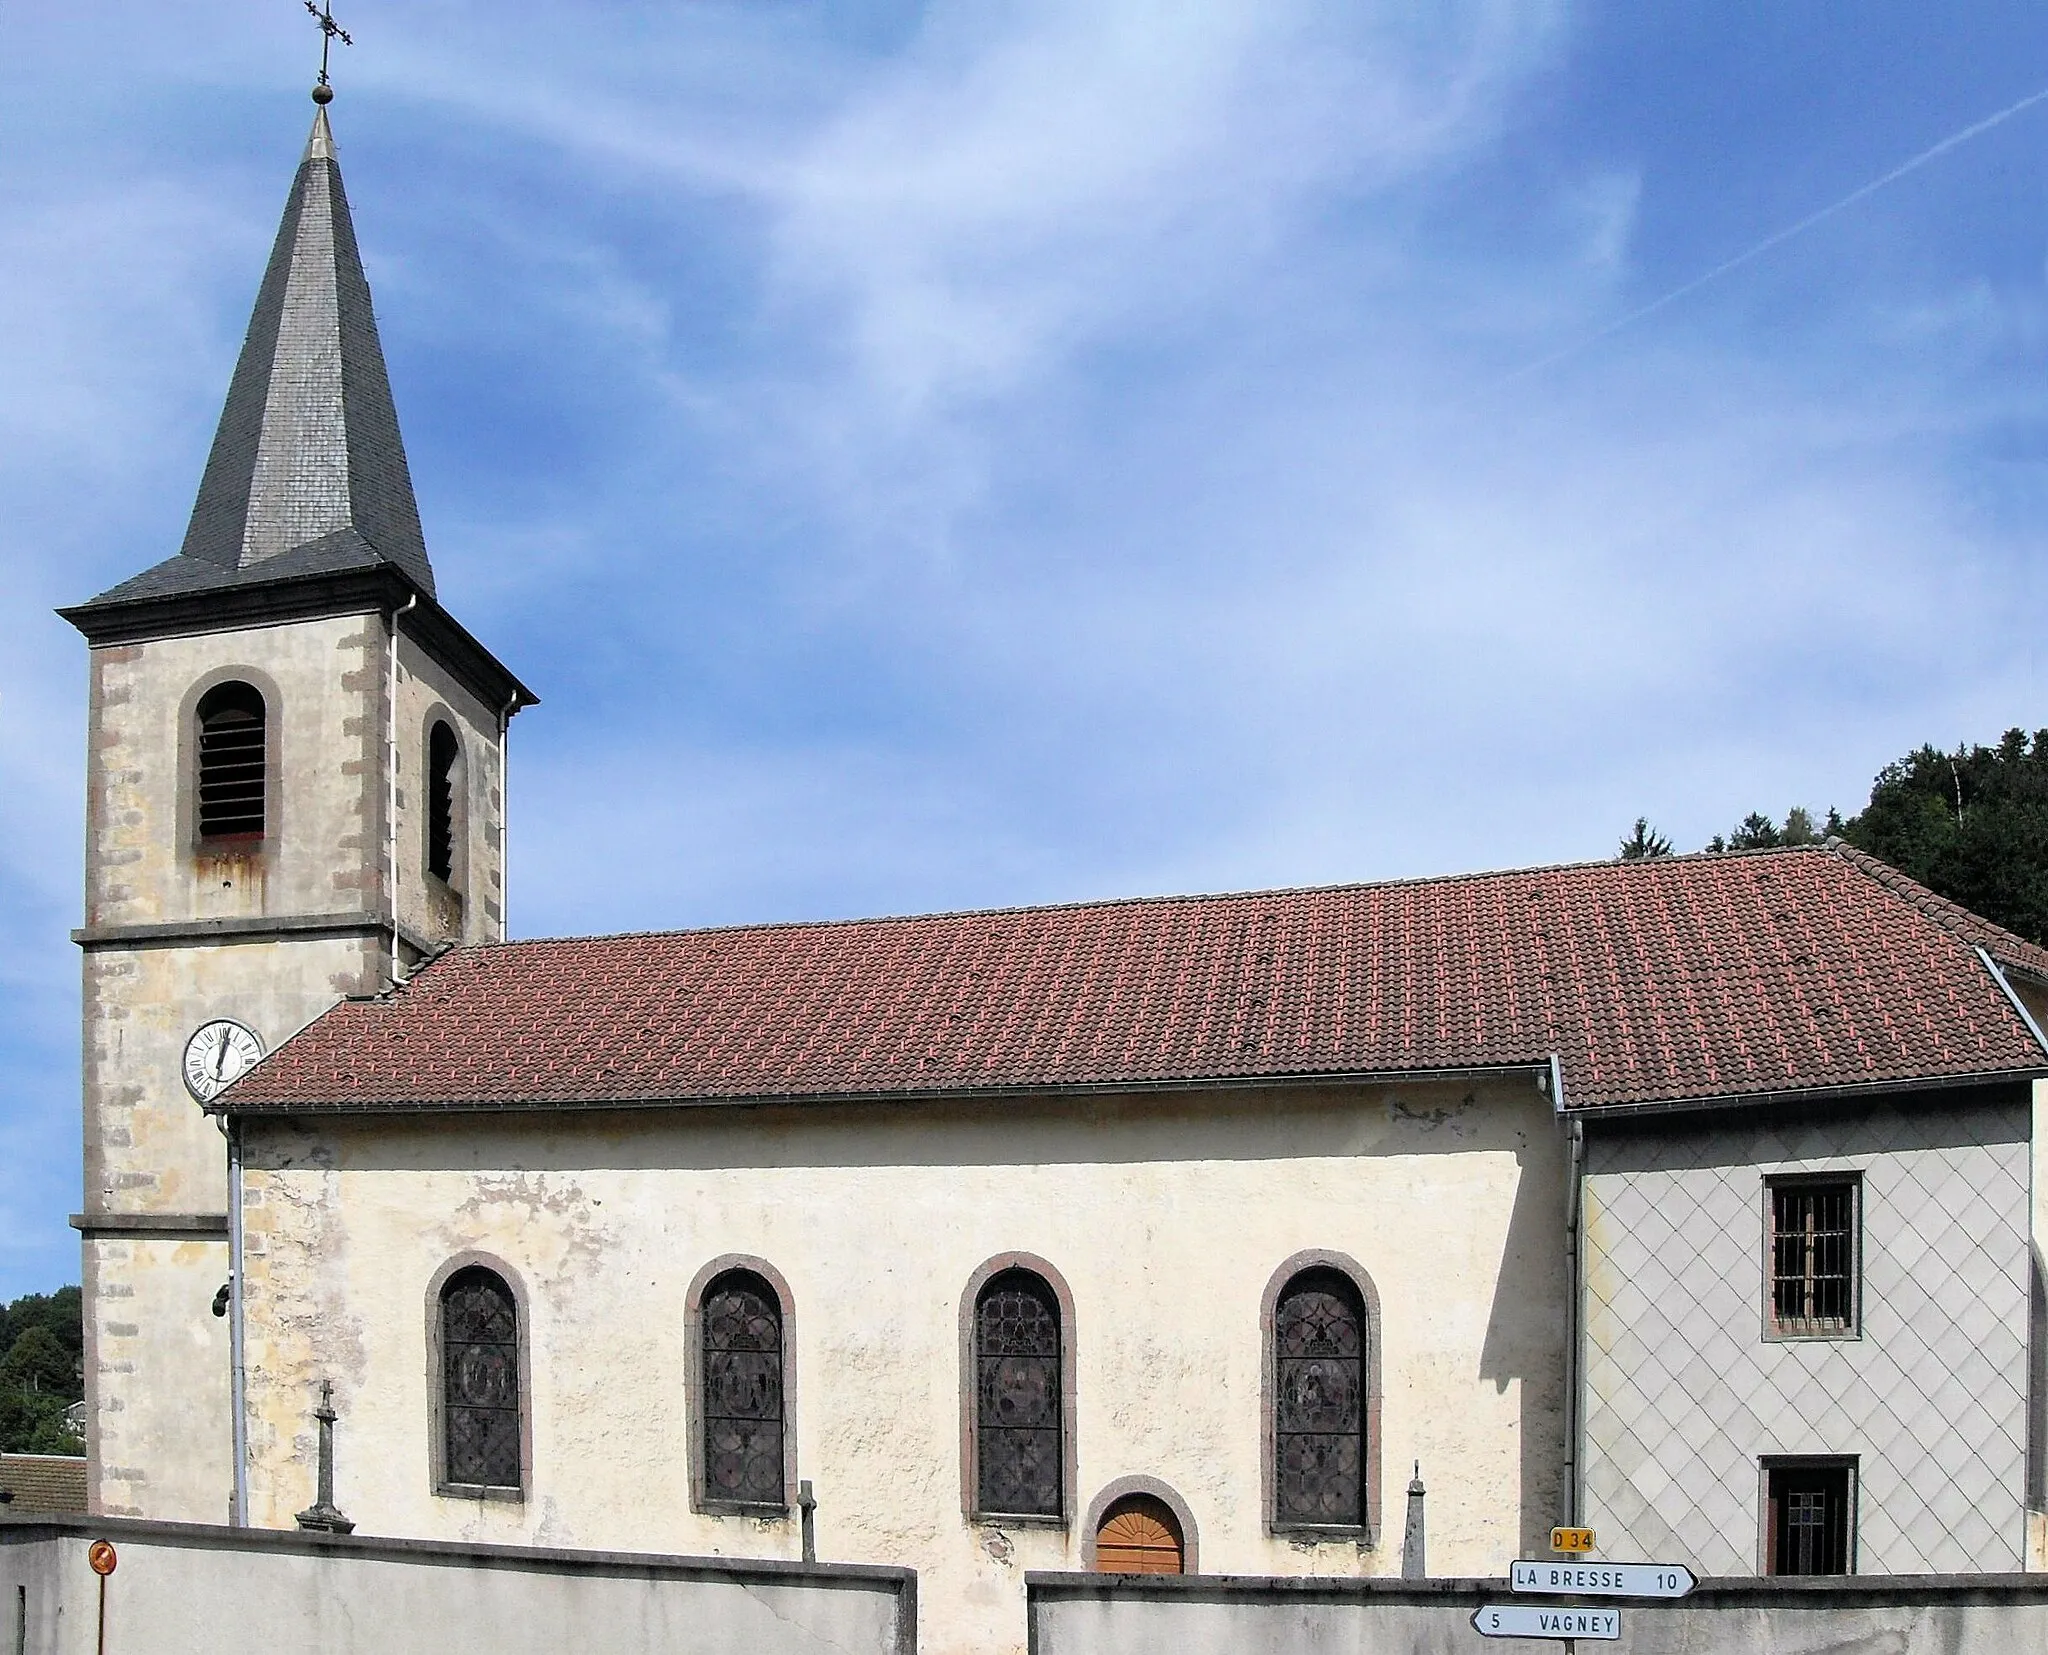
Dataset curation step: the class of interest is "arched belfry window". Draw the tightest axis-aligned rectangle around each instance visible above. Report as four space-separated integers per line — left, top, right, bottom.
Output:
426 719 460 883
701 1270 786 1508
1273 1267 1367 1528
195 681 266 840
974 1269 1063 1518
440 1266 521 1491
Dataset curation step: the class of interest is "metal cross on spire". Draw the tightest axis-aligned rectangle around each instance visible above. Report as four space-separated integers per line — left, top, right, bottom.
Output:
305 2 353 103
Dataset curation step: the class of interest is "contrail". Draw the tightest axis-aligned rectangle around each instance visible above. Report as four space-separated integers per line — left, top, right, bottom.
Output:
1491 82 2048 390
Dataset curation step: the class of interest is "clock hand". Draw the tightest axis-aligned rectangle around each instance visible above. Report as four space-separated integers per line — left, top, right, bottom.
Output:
214 1035 229 1081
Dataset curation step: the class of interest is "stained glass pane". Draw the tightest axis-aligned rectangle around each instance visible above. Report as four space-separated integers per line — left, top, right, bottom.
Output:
975 1273 1061 1517
1275 1270 1364 1526
442 1267 519 1489
703 1275 784 1506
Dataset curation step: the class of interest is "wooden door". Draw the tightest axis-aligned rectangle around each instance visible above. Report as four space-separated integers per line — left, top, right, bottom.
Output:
1094 1494 1184 1574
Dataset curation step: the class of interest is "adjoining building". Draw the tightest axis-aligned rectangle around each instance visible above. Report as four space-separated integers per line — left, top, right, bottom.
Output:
58 87 2048 1655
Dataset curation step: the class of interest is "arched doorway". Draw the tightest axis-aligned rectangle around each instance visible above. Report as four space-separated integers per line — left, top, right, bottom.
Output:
1093 1493 1185 1574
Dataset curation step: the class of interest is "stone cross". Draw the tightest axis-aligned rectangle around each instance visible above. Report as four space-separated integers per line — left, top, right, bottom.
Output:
294 1379 356 1534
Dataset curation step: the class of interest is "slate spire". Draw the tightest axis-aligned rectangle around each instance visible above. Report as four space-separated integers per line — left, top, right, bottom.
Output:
178 100 434 595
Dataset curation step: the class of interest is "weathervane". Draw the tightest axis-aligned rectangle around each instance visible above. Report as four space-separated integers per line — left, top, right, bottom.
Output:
304 2 352 104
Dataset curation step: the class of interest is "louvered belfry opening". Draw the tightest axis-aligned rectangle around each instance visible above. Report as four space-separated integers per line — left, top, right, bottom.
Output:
702 1271 785 1507
975 1269 1063 1518
195 681 267 840
1274 1267 1366 1527
1770 1179 1857 1334
441 1266 520 1489
427 720 459 882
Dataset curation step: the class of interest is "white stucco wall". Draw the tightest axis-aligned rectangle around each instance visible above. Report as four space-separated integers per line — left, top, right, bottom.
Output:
238 1078 1567 1655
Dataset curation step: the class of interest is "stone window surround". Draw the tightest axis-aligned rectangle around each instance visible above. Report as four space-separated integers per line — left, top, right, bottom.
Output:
1080 1474 1201 1574
1759 1453 1860 1575
685 1254 801 1519
1762 1170 1864 1343
176 664 285 859
423 1251 532 1503
958 1251 1080 1529
1261 1248 1383 1543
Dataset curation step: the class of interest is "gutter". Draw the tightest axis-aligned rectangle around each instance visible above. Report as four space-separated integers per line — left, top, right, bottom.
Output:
1542 1054 1584 1527
228 1119 249 1527
214 1059 1564 1121
1977 946 2048 1057
385 592 418 981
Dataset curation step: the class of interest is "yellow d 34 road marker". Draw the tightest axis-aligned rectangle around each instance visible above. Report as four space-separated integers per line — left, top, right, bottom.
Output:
1549 1526 1597 1553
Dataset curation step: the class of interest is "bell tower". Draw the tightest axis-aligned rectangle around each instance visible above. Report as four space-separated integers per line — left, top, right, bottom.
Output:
59 90 534 1521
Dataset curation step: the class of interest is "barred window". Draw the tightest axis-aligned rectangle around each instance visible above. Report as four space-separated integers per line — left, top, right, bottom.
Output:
426 720 459 883
196 681 266 839
1766 1460 1855 1574
1273 1268 1366 1528
441 1266 520 1490
701 1270 786 1508
974 1269 1063 1518
1769 1178 1858 1336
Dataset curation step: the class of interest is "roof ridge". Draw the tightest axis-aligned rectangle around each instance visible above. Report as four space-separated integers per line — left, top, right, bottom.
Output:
449 844 1840 958
1822 836 2048 973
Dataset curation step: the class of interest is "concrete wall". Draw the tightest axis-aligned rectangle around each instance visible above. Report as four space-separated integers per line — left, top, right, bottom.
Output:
1579 1087 2034 1575
238 1077 1568 1655
0 1515 911 1655
1026 1571 2048 1655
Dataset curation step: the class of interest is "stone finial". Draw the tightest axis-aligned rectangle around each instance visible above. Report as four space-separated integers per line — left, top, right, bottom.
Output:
1400 1461 1426 1579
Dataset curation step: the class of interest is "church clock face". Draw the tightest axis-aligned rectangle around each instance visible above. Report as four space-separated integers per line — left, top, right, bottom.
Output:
181 1019 265 1102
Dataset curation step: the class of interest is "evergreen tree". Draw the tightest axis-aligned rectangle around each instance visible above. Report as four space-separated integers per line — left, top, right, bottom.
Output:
1844 728 2048 946
1618 818 1674 860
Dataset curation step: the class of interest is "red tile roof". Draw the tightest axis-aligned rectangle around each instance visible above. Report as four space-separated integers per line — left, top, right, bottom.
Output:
222 843 2048 1116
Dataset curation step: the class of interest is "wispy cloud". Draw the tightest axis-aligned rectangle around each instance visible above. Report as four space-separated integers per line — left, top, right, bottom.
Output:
1 1 2044 1293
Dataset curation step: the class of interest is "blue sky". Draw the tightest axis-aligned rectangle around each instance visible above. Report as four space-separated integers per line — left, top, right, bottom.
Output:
4 2 2047 1297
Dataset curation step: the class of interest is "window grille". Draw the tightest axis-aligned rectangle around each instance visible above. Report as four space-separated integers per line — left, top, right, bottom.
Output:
196 681 266 839
1767 1461 1854 1574
974 1270 1062 1518
1274 1268 1366 1527
427 720 458 882
441 1267 519 1489
1769 1178 1857 1335
702 1272 785 1507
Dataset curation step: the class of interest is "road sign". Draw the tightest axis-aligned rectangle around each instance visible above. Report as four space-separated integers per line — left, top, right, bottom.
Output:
1472 1605 1620 1641
1511 1560 1696 1599
1549 1526 1596 1553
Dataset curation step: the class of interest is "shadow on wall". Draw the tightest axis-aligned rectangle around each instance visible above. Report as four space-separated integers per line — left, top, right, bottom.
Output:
1478 1135 1569 1560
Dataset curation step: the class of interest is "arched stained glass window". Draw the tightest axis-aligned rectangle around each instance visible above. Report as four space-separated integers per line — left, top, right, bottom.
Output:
702 1271 785 1507
441 1266 520 1490
1273 1267 1365 1527
196 681 266 840
974 1269 1062 1518
426 720 459 883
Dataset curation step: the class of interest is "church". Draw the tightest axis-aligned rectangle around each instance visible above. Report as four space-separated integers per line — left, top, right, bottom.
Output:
56 91 2048 1654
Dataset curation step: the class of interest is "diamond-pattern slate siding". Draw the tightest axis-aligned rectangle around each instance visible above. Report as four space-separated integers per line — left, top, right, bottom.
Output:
1581 1091 2033 1574
222 841 2048 1114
